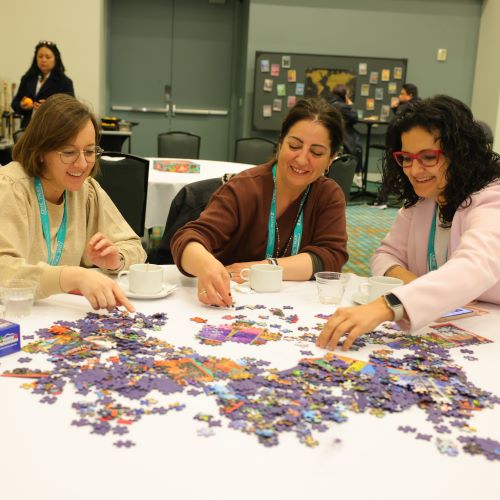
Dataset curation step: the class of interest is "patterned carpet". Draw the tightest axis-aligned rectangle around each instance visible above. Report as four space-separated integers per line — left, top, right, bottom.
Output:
343 204 399 276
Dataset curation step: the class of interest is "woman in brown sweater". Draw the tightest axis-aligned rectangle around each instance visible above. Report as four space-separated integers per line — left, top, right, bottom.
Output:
171 97 349 307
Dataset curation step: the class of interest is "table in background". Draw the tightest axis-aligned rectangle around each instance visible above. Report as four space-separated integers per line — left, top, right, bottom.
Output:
100 130 132 154
145 158 254 229
1 268 499 500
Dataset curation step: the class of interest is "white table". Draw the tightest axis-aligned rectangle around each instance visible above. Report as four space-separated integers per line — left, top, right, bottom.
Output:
1 269 499 500
145 158 254 229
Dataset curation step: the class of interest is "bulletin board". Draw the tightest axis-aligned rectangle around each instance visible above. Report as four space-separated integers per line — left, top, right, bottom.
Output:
253 51 408 131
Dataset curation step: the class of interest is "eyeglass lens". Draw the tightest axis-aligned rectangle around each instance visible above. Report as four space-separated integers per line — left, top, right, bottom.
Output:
58 148 102 164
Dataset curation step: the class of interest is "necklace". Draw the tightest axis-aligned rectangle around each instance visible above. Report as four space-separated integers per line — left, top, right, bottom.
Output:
274 203 304 258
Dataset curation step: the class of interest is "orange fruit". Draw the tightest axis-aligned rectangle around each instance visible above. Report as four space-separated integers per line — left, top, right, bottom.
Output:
21 97 33 106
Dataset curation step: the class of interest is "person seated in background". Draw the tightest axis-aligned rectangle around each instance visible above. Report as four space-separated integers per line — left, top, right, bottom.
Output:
318 95 500 351
0 94 146 312
11 40 75 128
329 84 363 187
390 83 421 118
171 97 349 307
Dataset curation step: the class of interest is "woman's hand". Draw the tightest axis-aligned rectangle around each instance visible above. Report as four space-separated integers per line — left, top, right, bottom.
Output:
316 297 394 351
180 242 232 307
226 260 267 284
197 261 232 307
33 99 45 110
20 97 34 110
60 266 134 313
86 233 121 271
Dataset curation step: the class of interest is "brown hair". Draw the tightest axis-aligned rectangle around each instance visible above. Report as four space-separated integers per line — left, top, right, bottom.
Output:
13 94 101 178
277 97 343 158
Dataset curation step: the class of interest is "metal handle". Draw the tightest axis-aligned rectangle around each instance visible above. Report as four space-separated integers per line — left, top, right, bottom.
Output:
175 107 227 116
111 104 227 116
111 105 169 114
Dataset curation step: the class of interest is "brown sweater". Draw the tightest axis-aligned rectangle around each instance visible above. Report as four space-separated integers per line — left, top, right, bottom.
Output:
171 163 348 274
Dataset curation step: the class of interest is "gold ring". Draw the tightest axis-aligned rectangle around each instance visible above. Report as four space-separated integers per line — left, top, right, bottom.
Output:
200 289 207 295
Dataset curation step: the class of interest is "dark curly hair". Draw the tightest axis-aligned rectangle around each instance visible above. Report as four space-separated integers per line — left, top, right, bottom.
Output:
24 41 66 79
381 95 500 224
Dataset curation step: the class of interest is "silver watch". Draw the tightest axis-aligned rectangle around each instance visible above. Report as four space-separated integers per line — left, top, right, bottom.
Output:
383 293 404 321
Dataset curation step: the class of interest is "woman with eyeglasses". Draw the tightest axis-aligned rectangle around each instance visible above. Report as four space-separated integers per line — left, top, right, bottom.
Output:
11 40 75 128
0 94 146 312
318 95 500 351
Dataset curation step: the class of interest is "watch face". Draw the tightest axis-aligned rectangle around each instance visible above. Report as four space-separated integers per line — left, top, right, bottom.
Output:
385 293 402 307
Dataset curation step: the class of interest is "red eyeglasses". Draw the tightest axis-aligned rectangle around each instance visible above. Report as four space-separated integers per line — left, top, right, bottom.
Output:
392 149 443 168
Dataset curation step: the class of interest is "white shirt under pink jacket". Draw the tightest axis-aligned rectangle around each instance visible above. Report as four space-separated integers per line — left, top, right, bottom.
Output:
371 181 500 331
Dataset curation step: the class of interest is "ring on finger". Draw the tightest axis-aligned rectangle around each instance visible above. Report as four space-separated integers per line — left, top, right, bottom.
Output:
200 289 208 295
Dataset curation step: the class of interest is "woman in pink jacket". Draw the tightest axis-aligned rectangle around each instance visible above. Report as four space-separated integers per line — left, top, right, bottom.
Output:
318 95 500 351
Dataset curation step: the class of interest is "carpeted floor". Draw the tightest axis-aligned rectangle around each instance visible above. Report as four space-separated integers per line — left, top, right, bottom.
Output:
343 203 399 276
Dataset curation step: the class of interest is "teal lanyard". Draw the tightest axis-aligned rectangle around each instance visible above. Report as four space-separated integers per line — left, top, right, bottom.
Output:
427 203 439 272
34 177 67 266
265 164 310 258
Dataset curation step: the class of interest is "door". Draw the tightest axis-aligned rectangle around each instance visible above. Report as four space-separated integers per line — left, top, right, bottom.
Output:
108 0 237 160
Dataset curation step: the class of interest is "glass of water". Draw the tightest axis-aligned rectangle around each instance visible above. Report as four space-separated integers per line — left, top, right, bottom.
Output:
0 279 38 319
314 272 349 304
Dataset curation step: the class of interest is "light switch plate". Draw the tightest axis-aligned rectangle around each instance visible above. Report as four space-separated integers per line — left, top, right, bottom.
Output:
437 48 447 62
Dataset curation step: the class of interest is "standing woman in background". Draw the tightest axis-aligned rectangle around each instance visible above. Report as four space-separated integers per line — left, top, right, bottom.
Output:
11 40 75 128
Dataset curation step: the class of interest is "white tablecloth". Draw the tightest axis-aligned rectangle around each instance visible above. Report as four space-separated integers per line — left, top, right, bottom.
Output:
145 158 254 229
1 269 499 500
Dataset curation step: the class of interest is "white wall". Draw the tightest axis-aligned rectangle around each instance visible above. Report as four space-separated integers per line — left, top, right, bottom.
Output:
0 0 106 114
471 0 500 147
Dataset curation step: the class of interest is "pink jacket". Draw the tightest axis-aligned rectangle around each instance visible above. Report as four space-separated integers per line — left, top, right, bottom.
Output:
371 181 500 331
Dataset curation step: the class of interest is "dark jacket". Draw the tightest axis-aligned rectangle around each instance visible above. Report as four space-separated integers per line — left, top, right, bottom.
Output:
330 97 361 156
148 177 224 264
391 96 422 118
329 96 363 171
11 72 75 128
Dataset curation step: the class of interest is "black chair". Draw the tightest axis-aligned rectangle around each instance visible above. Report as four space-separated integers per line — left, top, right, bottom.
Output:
234 137 276 165
13 129 25 144
148 177 223 264
158 131 201 159
99 133 130 153
97 152 149 237
327 154 357 202
476 120 494 146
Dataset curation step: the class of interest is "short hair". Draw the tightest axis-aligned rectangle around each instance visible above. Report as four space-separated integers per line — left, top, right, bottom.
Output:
13 94 101 178
278 97 343 156
382 94 500 224
25 41 66 79
402 83 418 99
332 84 348 101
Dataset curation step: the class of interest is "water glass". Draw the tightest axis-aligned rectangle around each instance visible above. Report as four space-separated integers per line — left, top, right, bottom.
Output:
314 272 348 304
0 279 38 319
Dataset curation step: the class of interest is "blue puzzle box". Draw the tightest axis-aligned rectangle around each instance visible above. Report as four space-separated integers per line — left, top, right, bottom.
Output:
0 319 21 357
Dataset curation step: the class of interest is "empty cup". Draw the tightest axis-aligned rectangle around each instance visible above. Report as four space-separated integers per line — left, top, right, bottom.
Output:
314 272 349 304
0 279 38 319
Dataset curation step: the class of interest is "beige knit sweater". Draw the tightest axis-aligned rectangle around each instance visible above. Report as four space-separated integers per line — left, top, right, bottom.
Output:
0 162 146 298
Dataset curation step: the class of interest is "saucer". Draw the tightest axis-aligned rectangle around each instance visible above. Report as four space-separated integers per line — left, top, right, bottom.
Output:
352 292 369 305
120 282 177 299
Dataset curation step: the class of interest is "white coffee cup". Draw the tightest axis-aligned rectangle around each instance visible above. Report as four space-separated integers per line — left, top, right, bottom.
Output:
239 264 283 292
118 264 166 295
359 276 404 302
